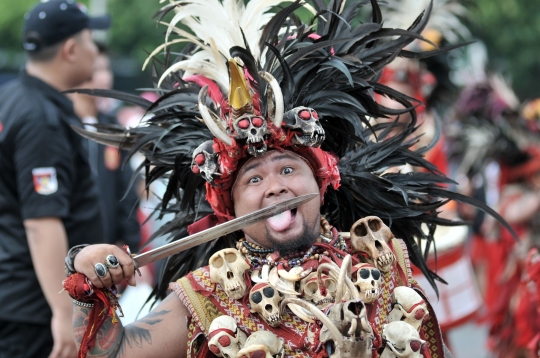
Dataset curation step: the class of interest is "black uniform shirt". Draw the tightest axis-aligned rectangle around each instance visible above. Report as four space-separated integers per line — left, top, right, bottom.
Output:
0 72 103 324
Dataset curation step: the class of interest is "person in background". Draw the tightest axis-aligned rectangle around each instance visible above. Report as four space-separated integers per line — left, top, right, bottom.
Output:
70 44 142 252
0 1 109 357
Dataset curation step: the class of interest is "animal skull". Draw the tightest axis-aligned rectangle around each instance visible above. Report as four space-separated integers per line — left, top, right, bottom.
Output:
387 286 429 331
236 330 284 358
282 106 325 147
232 114 269 156
380 321 427 358
352 264 381 304
350 216 395 272
249 282 284 327
207 315 247 358
320 299 374 358
191 140 219 184
209 248 250 300
300 272 336 309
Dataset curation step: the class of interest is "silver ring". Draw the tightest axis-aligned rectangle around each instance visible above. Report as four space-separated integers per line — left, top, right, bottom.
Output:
94 263 108 278
105 254 120 269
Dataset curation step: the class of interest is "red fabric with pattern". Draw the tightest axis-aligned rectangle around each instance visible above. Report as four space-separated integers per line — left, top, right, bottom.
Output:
63 273 119 358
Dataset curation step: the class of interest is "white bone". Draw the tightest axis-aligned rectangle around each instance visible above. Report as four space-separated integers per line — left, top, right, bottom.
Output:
198 86 232 146
251 264 270 283
259 71 284 128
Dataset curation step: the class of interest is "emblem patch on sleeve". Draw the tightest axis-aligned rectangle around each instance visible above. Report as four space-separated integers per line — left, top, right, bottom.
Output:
32 167 58 195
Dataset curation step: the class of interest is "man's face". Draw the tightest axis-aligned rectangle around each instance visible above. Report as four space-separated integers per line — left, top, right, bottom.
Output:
232 151 321 251
72 29 98 85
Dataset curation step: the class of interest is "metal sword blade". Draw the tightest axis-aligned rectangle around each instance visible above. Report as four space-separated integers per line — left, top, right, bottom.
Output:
133 193 318 268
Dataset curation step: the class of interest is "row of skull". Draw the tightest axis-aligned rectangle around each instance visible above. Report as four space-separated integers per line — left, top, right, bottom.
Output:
209 216 398 302
191 105 325 182
208 275 429 358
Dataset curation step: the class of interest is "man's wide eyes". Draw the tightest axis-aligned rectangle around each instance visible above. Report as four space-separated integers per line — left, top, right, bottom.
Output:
282 167 293 174
248 176 261 183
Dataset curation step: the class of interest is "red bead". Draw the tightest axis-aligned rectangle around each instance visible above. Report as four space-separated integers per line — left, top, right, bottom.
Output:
218 335 231 347
252 117 264 127
83 283 89 291
192 165 200 174
194 153 205 166
312 110 319 120
238 118 250 129
299 110 311 120
414 308 425 320
410 340 421 352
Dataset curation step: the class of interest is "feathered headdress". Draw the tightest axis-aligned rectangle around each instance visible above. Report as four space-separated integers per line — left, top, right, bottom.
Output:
72 0 511 298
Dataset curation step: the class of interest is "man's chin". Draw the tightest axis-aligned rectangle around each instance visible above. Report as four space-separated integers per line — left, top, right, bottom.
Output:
265 221 318 253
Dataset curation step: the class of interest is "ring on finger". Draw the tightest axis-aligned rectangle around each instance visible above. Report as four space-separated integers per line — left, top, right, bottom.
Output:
105 254 120 269
94 263 108 278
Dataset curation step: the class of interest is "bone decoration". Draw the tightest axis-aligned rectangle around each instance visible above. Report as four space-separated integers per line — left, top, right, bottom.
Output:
236 330 285 358
249 282 284 327
207 315 247 358
381 321 427 358
350 216 395 272
209 248 250 300
387 286 429 331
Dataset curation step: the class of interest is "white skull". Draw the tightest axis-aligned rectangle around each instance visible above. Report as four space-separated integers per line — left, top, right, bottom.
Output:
236 330 284 358
207 315 247 358
249 282 283 327
191 140 219 184
282 106 325 147
209 248 250 300
352 264 381 304
350 216 395 272
381 321 427 358
232 114 269 157
320 299 374 358
299 272 336 309
387 286 429 331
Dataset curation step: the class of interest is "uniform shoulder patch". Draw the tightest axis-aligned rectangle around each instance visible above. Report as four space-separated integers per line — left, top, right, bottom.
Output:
32 167 58 195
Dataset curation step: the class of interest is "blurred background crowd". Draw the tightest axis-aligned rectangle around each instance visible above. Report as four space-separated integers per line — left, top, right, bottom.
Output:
1 0 540 357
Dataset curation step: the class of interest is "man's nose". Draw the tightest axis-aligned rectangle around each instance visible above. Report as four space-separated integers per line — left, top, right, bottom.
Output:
265 176 288 198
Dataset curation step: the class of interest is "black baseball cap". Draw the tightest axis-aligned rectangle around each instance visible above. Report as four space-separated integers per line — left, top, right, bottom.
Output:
22 0 111 52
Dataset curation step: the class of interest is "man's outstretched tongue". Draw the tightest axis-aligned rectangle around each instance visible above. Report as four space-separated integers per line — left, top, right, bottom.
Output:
267 210 293 232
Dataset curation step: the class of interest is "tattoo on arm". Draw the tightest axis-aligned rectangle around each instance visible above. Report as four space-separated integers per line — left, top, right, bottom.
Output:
117 310 171 356
72 305 170 358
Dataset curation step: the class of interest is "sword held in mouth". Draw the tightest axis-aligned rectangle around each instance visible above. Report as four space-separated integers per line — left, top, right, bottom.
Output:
131 193 318 270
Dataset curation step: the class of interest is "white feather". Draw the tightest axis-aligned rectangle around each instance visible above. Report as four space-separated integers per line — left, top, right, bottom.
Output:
381 0 471 43
149 0 311 87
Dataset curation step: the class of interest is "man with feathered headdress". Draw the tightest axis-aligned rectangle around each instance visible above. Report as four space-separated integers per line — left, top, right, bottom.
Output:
62 0 510 357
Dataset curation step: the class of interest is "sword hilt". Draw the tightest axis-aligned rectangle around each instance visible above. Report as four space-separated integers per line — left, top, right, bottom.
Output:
123 245 142 277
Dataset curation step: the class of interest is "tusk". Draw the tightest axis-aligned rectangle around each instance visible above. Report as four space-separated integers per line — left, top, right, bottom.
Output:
269 267 301 296
198 86 232 146
286 303 315 323
319 258 361 302
259 71 284 128
278 266 313 281
360 314 373 334
281 298 343 346
251 264 270 283
335 255 352 303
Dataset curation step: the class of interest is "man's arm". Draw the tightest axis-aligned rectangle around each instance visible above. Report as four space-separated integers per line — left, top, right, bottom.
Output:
73 290 189 358
71 244 189 357
24 217 76 358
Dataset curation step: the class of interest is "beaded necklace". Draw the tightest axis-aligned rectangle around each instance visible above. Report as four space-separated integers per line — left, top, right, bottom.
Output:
236 218 347 269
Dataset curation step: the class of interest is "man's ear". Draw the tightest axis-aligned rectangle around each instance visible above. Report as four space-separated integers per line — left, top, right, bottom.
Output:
60 37 78 63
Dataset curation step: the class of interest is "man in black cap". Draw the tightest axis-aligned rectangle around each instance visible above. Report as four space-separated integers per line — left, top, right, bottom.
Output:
0 1 110 357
